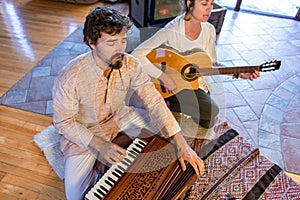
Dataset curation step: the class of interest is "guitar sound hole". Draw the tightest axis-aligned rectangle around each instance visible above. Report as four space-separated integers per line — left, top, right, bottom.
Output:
181 64 199 81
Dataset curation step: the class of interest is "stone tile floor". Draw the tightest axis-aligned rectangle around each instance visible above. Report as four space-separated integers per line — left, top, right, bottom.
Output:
216 0 299 18
0 9 300 177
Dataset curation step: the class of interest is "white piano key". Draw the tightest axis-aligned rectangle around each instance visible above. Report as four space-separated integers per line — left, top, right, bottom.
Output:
95 175 111 191
116 162 127 172
98 182 110 192
85 191 96 200
95 188 105 198
116 164 126 172
105 170 118 181
85 138 148 199
93 188 104 199
132 141 143 150
87 187 102 200
125 153 135 162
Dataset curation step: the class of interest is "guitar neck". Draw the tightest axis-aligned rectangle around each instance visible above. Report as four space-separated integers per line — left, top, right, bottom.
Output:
199 66 260 76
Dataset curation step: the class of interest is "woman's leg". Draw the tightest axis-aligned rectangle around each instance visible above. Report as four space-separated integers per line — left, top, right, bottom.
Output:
165 89 219 128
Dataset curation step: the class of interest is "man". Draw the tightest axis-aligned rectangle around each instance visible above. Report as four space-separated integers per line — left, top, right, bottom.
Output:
52 6 204 200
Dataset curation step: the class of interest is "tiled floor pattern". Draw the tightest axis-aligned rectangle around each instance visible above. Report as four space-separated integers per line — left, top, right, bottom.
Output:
0 9 300 176
216 0 299 18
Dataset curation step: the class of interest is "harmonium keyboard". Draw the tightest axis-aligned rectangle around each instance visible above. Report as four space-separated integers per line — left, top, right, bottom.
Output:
85 128 198 200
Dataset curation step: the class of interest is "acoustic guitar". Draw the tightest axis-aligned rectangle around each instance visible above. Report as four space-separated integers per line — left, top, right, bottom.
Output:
146 47 281 98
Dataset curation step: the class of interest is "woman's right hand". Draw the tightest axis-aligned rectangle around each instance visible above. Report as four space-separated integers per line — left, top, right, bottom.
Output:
158 73 177 94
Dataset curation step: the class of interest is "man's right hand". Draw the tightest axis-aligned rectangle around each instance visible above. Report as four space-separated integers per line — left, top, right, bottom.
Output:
89 135 127 165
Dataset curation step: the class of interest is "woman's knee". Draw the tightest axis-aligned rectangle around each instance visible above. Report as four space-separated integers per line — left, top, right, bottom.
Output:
211 102 219 117
199 104 219 128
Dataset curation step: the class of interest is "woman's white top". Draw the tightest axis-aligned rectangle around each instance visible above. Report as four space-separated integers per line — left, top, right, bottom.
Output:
132 13 217 79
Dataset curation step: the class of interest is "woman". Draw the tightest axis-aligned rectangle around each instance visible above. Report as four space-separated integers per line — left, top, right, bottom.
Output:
132 0 259 149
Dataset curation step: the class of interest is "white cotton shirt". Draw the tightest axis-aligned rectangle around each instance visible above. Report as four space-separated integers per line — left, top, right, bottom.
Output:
132 14 217 79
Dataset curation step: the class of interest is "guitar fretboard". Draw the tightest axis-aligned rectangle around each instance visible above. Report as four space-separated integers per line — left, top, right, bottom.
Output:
199 66 260 76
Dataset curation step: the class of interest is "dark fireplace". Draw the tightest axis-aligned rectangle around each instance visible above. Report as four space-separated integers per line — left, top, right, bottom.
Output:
129 0 227 34
129 0 181 27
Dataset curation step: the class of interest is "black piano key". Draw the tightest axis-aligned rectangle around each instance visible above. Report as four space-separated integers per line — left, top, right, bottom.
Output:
108 176 115 184
115 168 123 175
93 191 103 200
129 150 139 157
117 165 125 172
135 143 144 149
105 179 114 187
128 152 136 159
124 157 131 164
96 189 106 197
112 171 121 178
100 185 108 192
132 147 140 153
138 140 147 146
121 160 130 167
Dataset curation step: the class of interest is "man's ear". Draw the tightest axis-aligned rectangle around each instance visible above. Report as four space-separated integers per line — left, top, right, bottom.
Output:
89 43 95 49
88 39 95 49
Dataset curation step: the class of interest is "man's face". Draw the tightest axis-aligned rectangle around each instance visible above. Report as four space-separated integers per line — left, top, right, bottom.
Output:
92 31 127 69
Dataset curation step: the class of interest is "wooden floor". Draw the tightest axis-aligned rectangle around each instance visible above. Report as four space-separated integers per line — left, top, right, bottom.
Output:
0 0 115 199
0 106 62 199
0 0 108 97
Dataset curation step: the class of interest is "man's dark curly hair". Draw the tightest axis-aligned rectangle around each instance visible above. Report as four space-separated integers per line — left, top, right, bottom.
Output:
83 6 133 47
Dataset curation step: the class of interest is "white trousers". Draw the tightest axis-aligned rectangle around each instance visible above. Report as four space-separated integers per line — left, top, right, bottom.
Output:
64 108 157 200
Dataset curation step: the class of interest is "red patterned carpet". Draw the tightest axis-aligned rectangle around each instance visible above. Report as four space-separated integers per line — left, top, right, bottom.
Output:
183 129 300 199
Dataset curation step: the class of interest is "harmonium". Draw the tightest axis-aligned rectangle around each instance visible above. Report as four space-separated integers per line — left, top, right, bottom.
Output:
85 128 198 200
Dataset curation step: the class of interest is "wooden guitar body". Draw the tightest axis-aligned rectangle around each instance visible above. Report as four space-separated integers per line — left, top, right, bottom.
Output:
146 47 281 98
146 48 212 98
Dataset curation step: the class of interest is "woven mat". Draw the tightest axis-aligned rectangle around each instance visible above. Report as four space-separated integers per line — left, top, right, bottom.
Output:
183 129 300 199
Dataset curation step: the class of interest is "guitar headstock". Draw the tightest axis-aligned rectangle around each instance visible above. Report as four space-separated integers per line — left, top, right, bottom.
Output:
260 59 281 72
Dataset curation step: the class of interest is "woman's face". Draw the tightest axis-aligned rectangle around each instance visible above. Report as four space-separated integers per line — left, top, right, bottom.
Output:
189 0 214 22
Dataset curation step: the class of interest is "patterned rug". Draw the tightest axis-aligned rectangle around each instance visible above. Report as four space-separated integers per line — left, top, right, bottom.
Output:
183 129 300 199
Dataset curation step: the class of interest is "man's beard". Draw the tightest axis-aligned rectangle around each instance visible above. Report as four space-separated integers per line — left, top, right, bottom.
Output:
109 53 124 69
